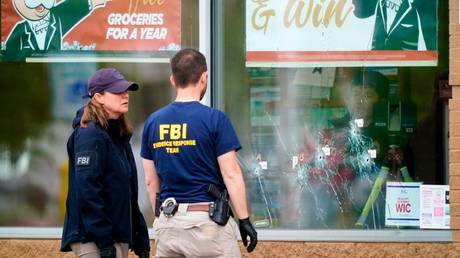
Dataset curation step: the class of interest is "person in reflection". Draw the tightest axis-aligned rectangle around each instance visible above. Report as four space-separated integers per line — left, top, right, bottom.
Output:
61 68 150 258
345 70 414 175
343 70 414 228
141 49 257 257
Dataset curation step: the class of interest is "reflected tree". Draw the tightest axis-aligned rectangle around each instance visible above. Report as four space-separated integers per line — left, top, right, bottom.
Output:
0 62 50 161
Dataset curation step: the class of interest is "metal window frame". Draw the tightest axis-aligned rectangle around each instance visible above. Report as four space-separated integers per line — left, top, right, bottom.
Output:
199 0 212 107
0 0 452 244
208 1 452 243
0 227 451 242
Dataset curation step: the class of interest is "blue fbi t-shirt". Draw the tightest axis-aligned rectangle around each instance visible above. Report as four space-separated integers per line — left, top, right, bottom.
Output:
140 101 241 203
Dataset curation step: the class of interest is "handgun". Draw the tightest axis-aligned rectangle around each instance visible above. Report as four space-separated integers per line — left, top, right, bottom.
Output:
206 184 231 225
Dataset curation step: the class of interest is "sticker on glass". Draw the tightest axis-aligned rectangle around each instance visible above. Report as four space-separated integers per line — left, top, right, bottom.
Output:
354 118 364 128
259 161 268 170
292 156 299 169
368 149 377 159
322 146 331 156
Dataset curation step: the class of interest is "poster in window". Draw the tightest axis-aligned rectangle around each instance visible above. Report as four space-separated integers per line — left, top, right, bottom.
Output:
419 185 450 229
385 182 421 227
1 0 181 62
246 0 437 67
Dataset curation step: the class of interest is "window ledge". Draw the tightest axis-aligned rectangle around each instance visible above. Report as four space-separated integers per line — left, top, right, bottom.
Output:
257 229 452 242
0 228 452 242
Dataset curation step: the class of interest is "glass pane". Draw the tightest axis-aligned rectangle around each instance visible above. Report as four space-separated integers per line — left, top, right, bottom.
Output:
0 0 199 226
214 1 448 230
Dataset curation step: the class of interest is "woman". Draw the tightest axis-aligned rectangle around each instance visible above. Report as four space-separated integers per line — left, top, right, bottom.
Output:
61 68 150 258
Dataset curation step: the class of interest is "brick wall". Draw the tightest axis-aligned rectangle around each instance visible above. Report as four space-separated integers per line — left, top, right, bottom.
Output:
451 0 460 86
451 0 460 246
0 240 459 258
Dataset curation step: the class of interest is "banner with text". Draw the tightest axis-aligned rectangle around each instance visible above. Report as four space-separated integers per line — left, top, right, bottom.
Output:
385 182 421 227
246 0 437 67
1 0 181 62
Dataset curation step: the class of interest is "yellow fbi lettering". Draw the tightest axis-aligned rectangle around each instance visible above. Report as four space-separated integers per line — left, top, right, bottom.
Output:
152 140 196 149
154 124 195 153
159 124 187 140
166 147 179 153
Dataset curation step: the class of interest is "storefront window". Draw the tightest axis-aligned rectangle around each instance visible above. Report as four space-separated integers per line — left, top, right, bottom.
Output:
214 1 449 230
0 0 199 227
0 62 176 226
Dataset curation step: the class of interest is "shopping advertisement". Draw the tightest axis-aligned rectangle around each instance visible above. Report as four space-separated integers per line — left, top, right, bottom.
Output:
385 182 421 227
1 0 181 61
246 0 437 67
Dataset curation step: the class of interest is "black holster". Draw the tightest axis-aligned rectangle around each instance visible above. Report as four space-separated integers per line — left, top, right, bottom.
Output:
155 192 161 217
206 184 231 226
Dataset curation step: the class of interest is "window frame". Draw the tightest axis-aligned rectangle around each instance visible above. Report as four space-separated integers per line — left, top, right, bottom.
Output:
210 0 452 242
0 0 452 243
0 228 452 242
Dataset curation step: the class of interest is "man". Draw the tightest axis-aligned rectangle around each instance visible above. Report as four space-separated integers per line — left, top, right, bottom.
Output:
4 0 108 61
352 0 436 50
141 49 257 257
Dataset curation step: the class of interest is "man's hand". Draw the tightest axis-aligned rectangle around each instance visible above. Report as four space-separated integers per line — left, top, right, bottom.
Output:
99 246 116 258
239 218 257 252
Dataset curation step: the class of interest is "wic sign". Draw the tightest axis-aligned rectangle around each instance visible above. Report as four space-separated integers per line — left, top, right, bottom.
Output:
385 182 421 227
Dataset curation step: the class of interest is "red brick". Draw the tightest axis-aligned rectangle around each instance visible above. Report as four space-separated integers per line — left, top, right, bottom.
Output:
450 111 460 124
450 124 460 137
452 87 460 99
451 64 460 75
451 175 460 190
450 150 460 162
450 50 460 57
449 74 460 85
450 138 460 150
451 190 460 204
453 230 460 243
452 216 460 230
450 100 460 110
450 163 460 176
451 204 460 217
450 15 459 26
451 61 460 72
450 25 460 36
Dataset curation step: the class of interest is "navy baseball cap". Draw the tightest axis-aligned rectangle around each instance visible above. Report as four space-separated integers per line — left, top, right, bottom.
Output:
84 68 139 98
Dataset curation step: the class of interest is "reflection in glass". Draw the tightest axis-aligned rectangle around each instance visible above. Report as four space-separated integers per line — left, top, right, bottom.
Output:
0 0 199 227
0 62 175 226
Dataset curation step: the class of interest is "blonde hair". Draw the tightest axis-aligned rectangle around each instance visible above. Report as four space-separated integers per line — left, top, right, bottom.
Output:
80 97 133 137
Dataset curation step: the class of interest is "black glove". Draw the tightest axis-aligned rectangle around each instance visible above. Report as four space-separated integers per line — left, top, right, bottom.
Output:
99 246 116 258
136 251 150 258
238 218 257 253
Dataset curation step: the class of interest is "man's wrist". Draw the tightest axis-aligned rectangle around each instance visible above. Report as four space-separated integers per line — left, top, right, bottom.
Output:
239 217 250 222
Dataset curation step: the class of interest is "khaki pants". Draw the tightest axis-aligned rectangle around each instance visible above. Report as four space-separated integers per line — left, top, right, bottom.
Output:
70 242 129 258
153 203 241 258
